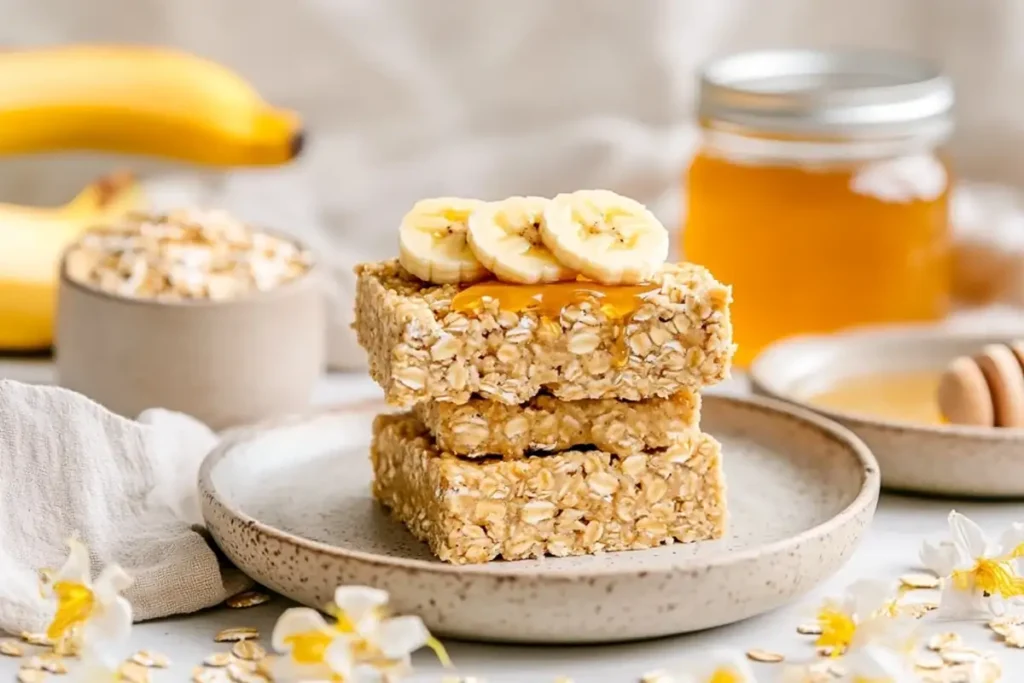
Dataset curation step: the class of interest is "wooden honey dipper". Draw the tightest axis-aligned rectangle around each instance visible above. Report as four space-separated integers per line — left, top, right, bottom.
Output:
938 342 1024 427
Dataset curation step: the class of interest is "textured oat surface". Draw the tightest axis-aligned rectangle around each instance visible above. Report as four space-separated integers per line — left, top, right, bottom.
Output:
371 412 727 565
413 392 700 458
354 260 733 407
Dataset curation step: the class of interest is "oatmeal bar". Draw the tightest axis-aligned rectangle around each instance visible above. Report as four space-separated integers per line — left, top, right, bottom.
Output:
371 412 727 564
413 392 700 458
355 259 733 407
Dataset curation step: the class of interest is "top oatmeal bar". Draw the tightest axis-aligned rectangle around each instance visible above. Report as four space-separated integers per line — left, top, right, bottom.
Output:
355 259 733 407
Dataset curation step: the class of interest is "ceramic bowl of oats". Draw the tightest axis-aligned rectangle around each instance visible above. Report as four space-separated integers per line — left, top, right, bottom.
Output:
55 209 326 430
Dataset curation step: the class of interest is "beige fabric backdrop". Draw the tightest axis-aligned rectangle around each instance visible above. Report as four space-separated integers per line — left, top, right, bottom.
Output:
0 0 1016 366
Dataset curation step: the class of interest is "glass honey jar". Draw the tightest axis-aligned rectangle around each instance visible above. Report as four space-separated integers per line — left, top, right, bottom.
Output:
683 50 955 367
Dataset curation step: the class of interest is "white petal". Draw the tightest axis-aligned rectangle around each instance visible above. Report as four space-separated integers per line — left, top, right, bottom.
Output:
374 616 430 659
271 607 331 652
56 537 92 584
323 636 354 678
949 511 989 561
853 613 918 654
935 581 991 621
841 645 911 680
846 578 895 619
352 663 390 682
999 522 1024 555
333 586 389 624
93 565 132 603
965 657 1003 683
270 655 336 683
82 595 133 652
920 540 959 577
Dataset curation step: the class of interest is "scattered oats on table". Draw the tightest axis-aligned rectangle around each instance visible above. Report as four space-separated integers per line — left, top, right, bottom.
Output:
16 669 44 683
130 650 170 668
638 672 674 683
193 666 229 683
118 660 152 683
899 572 941 589
226 661 268 683
927 632 963 651
914 651 945 670
231 640 267 661
0 640 24 656
989 614 1024 636
19 632 50 647
796 622 823 635
226 591 271 609
214 627 260 643
35 654 67 674
20 656 44 671
63 209 313 302
746 648 785 663
1004 627 1024 648
204 652 234 667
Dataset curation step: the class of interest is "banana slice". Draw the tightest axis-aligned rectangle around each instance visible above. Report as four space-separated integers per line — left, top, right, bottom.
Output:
467 196 576 284
398 197 489 284
540 189 669 285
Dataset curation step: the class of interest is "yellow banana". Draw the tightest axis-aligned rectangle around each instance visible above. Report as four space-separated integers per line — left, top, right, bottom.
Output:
0 45 302 166
0 172 143 350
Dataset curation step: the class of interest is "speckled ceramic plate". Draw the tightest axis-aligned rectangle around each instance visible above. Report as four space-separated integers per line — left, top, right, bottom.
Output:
750 325 1024 498
200 394 879 644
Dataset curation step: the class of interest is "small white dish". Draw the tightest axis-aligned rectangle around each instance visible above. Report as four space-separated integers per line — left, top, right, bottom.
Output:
751 325 1024 498
200 395 878 644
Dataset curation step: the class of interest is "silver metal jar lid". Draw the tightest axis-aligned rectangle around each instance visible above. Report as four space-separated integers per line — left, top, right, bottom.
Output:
698 49 954 140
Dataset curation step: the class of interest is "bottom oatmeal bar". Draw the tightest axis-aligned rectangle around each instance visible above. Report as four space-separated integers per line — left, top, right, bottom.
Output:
371 412 727 564
412 391 700 458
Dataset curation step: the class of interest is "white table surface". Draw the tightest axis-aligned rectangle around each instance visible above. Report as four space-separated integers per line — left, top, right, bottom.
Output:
2 360 1024 682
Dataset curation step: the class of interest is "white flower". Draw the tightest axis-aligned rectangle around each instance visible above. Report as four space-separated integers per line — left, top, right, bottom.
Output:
781 646 915 683
271 607 361 682
330 586 440 671
271 585 449 682
73 650 122 683
835 645 915 683
812 580 914 656
922 511 1024 619
42 538 132 658
675 650 758 682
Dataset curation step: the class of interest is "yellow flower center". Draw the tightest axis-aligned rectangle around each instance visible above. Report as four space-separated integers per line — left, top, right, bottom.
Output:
285 629 333 664
815 606 856 656
951 548 1024 599
46 581 95 640
707 667 744 683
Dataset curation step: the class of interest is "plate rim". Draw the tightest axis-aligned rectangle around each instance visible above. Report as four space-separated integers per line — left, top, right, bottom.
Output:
199 392 880 580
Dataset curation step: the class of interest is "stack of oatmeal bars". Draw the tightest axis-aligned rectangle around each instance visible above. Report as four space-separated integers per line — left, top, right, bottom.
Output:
354 192 734 564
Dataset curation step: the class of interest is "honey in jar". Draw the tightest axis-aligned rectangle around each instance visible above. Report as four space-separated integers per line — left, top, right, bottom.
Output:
683 50 955 367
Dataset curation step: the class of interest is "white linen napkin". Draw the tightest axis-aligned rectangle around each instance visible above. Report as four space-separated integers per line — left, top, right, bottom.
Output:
0 379 250 634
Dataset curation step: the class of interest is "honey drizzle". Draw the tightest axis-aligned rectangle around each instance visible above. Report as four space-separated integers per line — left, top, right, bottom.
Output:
451 280 657 369
450 280 659 320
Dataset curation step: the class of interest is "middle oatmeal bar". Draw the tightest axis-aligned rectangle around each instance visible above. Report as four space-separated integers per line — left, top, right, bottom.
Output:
371 412 727 565
354 259 733 407
413 391 700 458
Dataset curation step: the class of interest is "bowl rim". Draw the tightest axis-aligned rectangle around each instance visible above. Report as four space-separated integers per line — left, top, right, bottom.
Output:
57 224 323 309
749 324 1024 440
198 393 880 581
